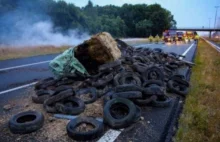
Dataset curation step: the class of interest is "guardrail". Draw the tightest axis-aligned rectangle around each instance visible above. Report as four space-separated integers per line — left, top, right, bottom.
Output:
201 37 220 52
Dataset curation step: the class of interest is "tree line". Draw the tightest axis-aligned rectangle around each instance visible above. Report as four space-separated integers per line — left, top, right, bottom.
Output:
0 0 176 37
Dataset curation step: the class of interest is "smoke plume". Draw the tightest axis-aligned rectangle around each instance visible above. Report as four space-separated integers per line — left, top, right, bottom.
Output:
0 0 90 47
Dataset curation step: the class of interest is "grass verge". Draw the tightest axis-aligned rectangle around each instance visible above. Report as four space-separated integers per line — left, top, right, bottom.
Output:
175 39 220 142
0 45 70 60
207 38 220 45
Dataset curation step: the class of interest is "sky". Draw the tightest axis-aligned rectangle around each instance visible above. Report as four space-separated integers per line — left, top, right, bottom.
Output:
64 0 220 28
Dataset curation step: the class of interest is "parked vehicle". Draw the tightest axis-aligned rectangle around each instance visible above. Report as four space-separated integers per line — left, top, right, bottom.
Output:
176 32 184 41
163 30 177 42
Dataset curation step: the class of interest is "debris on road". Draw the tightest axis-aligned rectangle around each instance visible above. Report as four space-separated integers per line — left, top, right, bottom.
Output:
3 104 12 111
7 32 193 141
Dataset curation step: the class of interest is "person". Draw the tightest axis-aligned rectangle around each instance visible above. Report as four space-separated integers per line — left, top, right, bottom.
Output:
195 34 199 44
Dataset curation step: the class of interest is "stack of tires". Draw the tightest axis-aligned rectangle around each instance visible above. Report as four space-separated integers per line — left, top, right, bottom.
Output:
20 39 192 141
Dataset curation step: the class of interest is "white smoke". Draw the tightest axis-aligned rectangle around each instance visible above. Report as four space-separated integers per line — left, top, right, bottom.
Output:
0 0 90 47
10 21 90 46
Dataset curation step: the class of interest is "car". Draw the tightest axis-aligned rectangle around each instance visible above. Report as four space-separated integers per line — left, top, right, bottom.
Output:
176 32 184 41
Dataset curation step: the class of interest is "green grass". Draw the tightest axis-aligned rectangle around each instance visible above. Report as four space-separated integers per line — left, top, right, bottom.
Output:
175 39 220 142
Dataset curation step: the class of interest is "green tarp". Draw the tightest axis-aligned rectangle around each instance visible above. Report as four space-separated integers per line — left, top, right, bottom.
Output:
49 47 88 77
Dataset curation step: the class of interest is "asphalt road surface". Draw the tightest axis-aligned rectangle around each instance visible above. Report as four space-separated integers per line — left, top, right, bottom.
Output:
0 41 197 142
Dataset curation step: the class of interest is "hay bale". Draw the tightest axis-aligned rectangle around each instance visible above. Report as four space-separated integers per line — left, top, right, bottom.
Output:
74 32 121 74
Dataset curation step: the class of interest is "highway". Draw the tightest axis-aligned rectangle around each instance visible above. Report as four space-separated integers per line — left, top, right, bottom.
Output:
0 42 197 142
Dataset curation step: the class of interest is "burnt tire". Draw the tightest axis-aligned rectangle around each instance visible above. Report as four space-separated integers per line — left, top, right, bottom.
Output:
32 94 50 104
9 111 44 134
143 66 164 81
143 80 164 88
67 116 104 141
134 95 157 106
143 86 165 96
75 88 97 104
112 91 142 99
55 97 85 115
98 60 121 72
35 90 50 96
114 72 142 86
53 85 74 96
103 98 136 129
133 106 141 123
115 84 143 93
167 80 189 96
103 90 115 105
35 77 55 90
151 96 172 107
92 73 114 88
133 62 148 73
44 89 73 113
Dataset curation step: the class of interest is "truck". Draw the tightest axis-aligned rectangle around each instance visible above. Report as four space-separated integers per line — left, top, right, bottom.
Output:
176 32 184 41
163 30 177 42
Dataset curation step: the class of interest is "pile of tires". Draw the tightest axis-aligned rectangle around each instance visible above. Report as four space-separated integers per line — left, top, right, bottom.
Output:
29 39 192 140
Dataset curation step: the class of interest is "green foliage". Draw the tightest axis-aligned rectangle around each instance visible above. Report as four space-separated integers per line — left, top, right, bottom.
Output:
148 35 154 42
0 0 176 37
154 35 160 43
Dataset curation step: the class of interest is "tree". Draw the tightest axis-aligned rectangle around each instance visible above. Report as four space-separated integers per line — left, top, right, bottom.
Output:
0 0 177 37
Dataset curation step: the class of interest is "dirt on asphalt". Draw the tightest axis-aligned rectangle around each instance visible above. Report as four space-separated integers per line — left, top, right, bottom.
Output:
0 87 103 142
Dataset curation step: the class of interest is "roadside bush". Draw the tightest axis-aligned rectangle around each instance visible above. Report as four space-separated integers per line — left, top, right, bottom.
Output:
148 35 154 43
154 35 160 43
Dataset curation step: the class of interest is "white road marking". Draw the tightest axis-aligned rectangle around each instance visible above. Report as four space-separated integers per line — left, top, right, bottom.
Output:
0 60 51 72
179 43 195 60
201 37 220 52
97 129 123 142
0 82 37 95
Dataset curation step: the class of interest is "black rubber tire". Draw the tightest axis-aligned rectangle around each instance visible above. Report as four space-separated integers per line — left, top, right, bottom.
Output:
55 97 85 115
114 72 142 86
143 86 165 96
153 48 163 53
151 96 172 107
169 52 178 57
36 89 53 96
9 111 44 134
103 90 115 105
92 73 114 88
75 88 97 104
134 95 157 106
35 77 55 90
44 89 73 113
32 94 50 104
53 85 74 96
67 116 104 141
56 79 74 87
143 66 164 81
44 103 57 113
133 62 148 73
143 80 164 88
115 84 143 93
132 56 146 63
133 106 141 123
165 63 178 70
103 98 136 129
170 77 190 87
112 91 142 99
167 80 189 96
40 80 57 89
98 60 121 72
